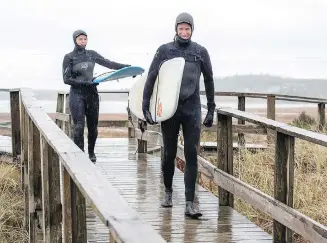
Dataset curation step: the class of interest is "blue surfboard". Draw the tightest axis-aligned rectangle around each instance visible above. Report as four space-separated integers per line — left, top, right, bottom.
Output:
93 66 145 84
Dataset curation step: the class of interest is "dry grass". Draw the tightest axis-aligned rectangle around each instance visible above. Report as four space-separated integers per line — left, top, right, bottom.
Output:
233 140 327 242
0 155 27 243
198 117 327 243
0 111 325 242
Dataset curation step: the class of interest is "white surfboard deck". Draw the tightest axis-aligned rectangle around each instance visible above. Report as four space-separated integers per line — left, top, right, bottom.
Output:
128 57 185 122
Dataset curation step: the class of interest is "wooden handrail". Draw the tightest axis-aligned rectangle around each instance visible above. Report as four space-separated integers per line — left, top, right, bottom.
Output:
57 90 130 95
52 90 326 150
199 91 327 102
5 90 326 142
216 106 327 146
11 88 166 243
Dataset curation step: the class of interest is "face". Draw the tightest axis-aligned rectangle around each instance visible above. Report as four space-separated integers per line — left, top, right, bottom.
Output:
76 35 87 47
176 23 192 40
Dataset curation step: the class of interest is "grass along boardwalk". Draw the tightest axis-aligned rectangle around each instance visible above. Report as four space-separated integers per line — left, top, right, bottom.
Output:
1 89 327 242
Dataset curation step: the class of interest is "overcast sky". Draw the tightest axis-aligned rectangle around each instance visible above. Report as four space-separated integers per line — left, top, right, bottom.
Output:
1 0 327 90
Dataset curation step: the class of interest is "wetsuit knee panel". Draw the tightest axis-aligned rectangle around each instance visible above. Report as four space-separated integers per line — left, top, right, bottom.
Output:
73 122 85 137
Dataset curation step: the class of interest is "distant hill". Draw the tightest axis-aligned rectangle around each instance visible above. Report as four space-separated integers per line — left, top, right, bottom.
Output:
200 74 327 99
0 74 326 100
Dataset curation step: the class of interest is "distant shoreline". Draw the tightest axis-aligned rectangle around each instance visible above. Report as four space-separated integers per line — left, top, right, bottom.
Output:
0 106 323 124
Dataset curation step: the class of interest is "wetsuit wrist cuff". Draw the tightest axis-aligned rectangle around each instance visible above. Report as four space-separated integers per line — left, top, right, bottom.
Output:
207 102 216 112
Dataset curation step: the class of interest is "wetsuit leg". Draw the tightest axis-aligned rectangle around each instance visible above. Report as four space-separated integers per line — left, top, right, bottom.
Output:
85 93 99 154
69 90 86 151
160 113 181 192
181 106 201 201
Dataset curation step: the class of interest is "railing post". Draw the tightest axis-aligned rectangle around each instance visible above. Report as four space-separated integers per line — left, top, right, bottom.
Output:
65 94 73 138
267 95 276 145
318 103 325 130
237 96 246 148
21 104 29 230
27 117 42 241
274 132 294 243
41 135 62 242
32 118 42 213
128 112 136 138
61 93 87 242
10 89 21 160
137 119 147 153
217 112 234 207
71 183 87 242
19 96 26 188
62 167 73 243
27 117 36 241
64 93 72 138
55 93 65 129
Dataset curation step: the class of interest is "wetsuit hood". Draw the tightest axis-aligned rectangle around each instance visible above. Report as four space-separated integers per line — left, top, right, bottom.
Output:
174 12 194 45
73 29 87 51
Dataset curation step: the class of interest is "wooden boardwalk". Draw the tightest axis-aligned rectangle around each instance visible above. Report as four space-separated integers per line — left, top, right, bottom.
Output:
89 138 272 242
0 135 272 242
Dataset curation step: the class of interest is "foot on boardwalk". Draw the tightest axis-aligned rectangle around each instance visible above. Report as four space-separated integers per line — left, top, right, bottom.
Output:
185 201 202 219
89 153 97 163
161 191 173 207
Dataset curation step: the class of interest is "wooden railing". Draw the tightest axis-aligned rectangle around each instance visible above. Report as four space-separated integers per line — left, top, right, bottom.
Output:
128 106 327 243
4 87 326 242
9 88 166 243
52 90 327 243
5 90 323 152
54 91 327 148
200 91 327 145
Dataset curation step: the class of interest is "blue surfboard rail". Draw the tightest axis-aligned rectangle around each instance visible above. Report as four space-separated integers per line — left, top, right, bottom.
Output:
93 66 145 83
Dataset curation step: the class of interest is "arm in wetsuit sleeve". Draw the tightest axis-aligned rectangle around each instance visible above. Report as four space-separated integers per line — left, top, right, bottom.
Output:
201 47 216 111
62 54 92 87
142 45 166 111
90 50 131 70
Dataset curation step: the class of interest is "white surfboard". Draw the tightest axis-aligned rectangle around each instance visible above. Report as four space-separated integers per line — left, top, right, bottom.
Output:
128 57 185 122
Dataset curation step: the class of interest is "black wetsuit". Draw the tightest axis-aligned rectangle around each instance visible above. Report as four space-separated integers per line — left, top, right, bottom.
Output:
142 39 216 202
62 30 130 158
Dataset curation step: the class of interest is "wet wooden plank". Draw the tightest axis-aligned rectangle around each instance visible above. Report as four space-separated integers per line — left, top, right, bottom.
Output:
91 138 327 242
91 137 272 242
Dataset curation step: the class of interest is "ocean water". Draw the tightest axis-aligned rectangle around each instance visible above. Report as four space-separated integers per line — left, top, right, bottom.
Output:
0 99 316 114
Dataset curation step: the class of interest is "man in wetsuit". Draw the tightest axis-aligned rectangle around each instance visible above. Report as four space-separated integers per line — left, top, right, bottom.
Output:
62 29 131 163
142 13 216 218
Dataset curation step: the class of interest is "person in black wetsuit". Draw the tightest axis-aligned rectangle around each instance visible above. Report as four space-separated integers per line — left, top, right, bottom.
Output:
62 29 131 163
142 13 216 218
